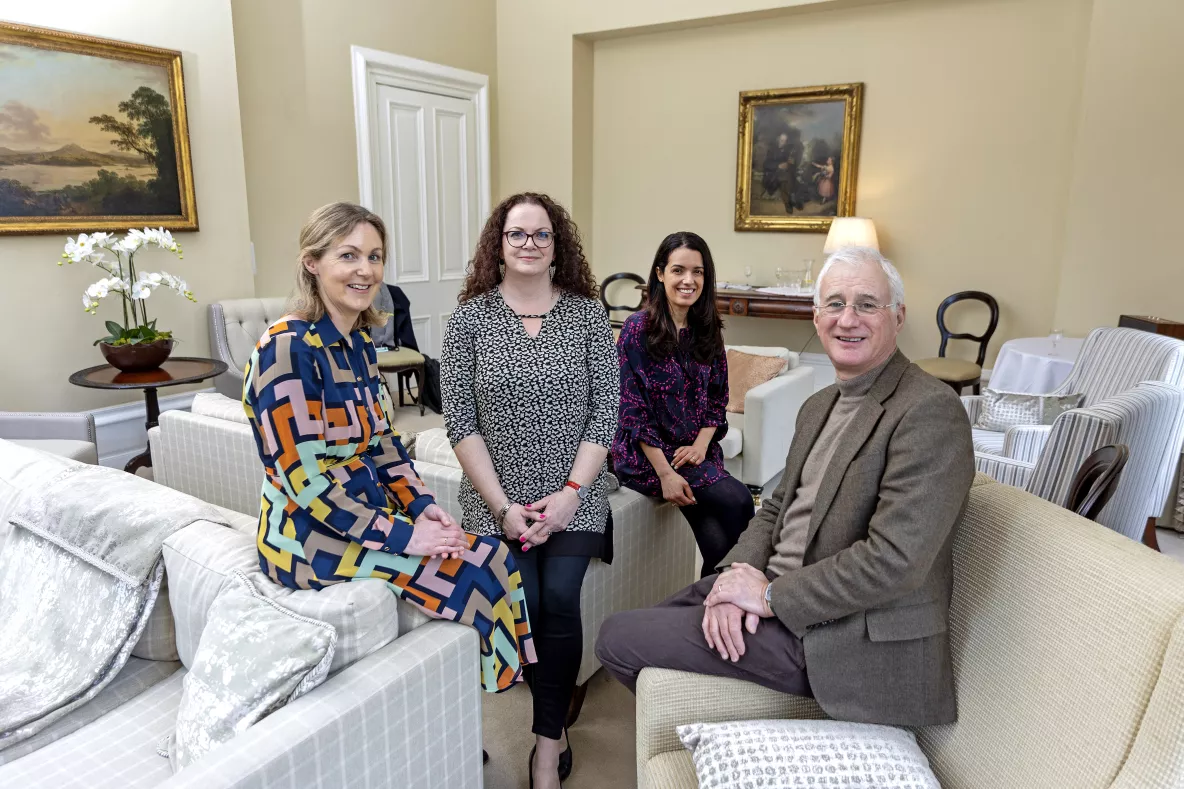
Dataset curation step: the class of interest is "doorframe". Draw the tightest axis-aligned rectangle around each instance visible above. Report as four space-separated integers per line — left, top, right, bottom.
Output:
350 45 491 224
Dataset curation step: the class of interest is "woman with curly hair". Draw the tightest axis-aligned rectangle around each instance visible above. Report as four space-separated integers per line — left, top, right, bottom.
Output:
442 192 618 788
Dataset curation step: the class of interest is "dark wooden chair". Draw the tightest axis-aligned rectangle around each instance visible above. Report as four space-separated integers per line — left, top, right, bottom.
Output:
915 291 1000 394
600 272 646 329
1066 444 1129 522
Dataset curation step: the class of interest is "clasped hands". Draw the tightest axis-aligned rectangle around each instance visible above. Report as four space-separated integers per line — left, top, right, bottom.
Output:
406 504 468 559
501 486 580 551
660 444 707 506
701 563 774 663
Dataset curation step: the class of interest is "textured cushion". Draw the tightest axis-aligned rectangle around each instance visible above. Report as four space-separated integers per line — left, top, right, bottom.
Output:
725 349 787 414
678 718 939 788
6 438 97 464
974 389 1084 432
162 520 398 674
132 574 180 661
416 427 461 468
189 392 249 424
725 345 796 371
166 570 337 772
0 657 180 767
915 356 983 382
376 347 425 369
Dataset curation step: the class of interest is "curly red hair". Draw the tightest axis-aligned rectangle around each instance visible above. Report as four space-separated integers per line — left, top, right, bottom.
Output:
458 192 597 303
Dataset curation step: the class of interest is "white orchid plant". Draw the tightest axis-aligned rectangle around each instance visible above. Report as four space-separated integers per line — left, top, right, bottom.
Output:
59 228 196 347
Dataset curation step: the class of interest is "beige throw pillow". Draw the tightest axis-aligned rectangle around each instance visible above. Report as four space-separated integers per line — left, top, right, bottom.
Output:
726 349 786 414
974 389 1084 432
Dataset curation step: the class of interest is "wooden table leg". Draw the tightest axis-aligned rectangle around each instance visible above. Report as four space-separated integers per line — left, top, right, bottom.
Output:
1143 517 1161 552
124 387 160 474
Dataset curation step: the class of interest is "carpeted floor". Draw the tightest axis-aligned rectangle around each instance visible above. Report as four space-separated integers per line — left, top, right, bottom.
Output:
482 669 638 789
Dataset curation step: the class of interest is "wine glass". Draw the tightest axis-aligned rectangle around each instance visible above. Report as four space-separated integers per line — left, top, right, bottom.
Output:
744 266 753 288
802 258 815 290
1049 328 1063 357
774 266 785 287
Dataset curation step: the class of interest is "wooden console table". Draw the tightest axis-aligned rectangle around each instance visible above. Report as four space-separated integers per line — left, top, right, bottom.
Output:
716 288 815 321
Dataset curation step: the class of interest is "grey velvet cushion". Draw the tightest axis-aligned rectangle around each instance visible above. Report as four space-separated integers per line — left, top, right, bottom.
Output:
165 570 336 772
973 389 1084 432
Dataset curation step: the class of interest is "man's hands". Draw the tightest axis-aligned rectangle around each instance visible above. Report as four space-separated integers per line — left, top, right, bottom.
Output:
701 602 761 662
704 564 774 618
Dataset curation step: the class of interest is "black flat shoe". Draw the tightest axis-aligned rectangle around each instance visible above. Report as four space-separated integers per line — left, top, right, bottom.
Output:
528 743 569 789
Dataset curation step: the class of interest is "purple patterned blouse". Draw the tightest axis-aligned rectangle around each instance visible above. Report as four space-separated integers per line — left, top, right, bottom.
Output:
610 312 731 497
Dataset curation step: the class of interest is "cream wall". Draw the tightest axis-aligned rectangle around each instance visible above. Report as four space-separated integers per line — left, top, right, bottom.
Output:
231 0 498 300
500 0 1183 365
1053 0 1184 336
590 0 1090 357
0 0 253 411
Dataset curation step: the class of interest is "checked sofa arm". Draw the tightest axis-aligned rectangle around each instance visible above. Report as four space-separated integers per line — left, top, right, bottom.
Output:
161 622 483 789
636 669 825 789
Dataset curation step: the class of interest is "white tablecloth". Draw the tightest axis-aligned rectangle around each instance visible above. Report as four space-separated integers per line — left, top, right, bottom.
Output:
988 336 1084 394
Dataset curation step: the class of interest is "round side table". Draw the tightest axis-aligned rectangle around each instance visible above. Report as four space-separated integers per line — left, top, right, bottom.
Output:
69 356 229 474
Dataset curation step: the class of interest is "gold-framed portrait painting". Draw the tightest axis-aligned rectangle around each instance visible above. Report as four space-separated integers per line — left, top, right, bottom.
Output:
735 83 863 232
0 22 197 235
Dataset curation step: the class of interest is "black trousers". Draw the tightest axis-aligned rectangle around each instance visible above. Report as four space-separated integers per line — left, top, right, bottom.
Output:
680 475 755 578
513 549 591 739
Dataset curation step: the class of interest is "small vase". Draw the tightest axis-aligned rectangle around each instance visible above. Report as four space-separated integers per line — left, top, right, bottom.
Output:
100 339 175 373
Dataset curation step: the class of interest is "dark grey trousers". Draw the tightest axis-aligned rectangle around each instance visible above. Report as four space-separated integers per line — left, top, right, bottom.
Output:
594 574 811 697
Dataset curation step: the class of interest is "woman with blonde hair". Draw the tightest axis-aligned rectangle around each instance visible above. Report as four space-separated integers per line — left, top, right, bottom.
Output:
242 202 536 706
442 192 618 788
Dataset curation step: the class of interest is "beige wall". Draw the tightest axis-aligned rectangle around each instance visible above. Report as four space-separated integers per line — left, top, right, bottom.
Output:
231 0 498 300
500 0 1184 366
590 0 1091 357
1053 0 1184 336
0 0 253 411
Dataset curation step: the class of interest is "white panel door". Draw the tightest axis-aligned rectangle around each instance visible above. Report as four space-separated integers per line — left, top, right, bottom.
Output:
370 84 479 358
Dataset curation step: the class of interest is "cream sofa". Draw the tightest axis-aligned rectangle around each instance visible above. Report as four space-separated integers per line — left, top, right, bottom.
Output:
635 474 1184 789
0 439 483 788
149 396 701 699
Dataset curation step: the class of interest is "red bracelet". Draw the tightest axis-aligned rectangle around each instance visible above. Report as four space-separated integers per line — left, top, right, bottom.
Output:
565 480 582 493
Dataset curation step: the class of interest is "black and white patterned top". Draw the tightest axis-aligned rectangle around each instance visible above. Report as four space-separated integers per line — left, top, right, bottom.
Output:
441 288 619 547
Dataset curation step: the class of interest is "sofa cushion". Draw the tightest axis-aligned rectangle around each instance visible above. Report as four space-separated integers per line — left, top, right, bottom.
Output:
971 427 1006 455
717 427 742 460
0 669 185 788
189 392 249 424
973 389 1084 432
0 657 180 767
678 718 939 788
725 349 789 414
162 521 399 673
167 571 336 772
415 427 461 468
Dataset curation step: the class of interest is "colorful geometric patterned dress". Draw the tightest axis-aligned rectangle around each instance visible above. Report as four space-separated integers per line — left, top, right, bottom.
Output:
242 316 535 692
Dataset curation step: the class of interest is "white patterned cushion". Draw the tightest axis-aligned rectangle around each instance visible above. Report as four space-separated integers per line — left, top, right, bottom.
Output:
678 719 940 788
166 570 337 772
162 521 399 673
415 427 460 468
189 392 250 424
974 389 1083 432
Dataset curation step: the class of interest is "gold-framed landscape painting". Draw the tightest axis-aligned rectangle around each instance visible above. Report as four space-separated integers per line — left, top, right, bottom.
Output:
0 22 197 235
735 83 863 232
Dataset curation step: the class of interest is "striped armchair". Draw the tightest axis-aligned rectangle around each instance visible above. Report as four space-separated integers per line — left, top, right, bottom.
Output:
965 327 1184 541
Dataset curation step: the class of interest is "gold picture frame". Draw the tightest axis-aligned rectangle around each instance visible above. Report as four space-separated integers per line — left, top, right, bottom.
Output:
0 22 197 235
734 83 863 232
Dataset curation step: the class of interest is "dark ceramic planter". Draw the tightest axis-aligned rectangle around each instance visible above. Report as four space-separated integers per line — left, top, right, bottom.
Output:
99 338 175 373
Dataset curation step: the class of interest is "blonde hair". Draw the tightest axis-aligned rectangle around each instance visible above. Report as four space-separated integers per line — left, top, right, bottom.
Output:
288 202 389 331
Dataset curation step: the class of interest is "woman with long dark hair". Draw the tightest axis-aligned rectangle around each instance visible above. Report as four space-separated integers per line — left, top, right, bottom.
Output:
441 192 618 789
611 231 754 577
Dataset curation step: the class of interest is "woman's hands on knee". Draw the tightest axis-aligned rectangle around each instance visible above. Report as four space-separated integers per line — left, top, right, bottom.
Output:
659 470 696 506
407 504 468 559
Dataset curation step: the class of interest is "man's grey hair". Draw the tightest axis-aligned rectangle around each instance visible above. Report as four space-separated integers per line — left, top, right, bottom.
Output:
813 246 905 311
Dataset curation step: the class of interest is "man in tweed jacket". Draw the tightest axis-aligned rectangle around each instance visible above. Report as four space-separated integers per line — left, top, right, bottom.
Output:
596 247 975 726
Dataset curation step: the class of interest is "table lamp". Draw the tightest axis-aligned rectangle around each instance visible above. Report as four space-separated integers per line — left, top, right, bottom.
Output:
823 217 879 254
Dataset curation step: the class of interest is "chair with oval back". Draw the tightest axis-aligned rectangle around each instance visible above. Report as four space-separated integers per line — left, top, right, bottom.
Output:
600 272 646 329
915 291 1000 394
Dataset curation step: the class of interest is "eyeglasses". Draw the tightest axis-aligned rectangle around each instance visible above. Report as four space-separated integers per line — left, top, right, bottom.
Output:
503 230 554 249
817 300 896 317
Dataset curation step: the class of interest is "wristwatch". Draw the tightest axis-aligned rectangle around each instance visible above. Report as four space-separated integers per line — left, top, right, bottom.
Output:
763 582 774 611
565 479 589 501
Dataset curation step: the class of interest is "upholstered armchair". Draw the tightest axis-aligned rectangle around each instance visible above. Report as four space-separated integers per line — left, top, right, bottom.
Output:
966 327 1184 541
208 298 288 399
0 411 98 464
719 346 814 489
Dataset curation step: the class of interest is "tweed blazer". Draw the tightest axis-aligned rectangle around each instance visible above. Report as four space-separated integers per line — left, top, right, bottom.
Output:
720 350 975 726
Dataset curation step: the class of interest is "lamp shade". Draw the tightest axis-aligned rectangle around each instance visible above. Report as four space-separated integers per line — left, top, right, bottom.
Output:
823 217 879 254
